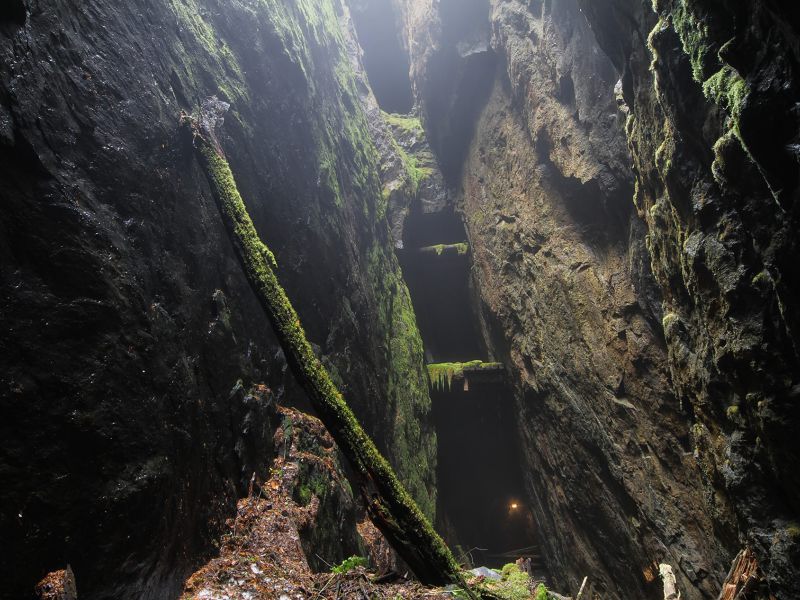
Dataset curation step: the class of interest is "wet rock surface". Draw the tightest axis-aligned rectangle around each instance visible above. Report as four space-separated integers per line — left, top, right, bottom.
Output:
462 68 726 600
394 0 800 597
2 0 799 598
0 1 434 598
456 3 728 596
576 0 800 597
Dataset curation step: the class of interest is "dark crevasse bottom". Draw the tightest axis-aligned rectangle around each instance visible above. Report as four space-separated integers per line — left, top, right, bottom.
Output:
433 379 540 571
397 207 543 573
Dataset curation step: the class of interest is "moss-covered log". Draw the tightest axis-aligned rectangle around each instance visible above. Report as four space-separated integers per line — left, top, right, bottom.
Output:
426 361 504 392
181 101 467 590
418 242 469 257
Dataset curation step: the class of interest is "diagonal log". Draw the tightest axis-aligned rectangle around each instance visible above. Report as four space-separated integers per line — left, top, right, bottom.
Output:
180 99 469 591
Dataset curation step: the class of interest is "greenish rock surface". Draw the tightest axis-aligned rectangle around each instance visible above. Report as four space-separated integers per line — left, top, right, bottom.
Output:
393 0 798 597
578 0 800 597
0 0 436 596
418 243 469 257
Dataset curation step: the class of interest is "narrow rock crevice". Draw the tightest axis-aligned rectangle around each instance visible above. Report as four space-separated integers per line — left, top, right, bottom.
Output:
396 179 539 575
3 0 800 598
349 0 414 113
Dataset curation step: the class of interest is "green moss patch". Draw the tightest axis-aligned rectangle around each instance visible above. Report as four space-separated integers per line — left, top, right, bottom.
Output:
365 240 437 519
660 1 750 141
383 112 424 134
426 361 504 392
419 243 469 256
471 563 533 600
702 65 747 120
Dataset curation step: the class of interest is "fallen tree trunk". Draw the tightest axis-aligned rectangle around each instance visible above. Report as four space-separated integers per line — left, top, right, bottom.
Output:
717 548 772 600
181 99 467 590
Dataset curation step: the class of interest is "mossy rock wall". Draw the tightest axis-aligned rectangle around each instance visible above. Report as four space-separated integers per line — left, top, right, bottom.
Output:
393 0 799 597
0 0 434 597
578 0 800 597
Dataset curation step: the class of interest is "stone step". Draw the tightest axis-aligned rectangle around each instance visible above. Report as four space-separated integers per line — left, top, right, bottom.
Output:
426 360 505 392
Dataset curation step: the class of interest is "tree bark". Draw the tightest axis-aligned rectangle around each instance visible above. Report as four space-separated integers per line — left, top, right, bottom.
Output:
181 100 467 590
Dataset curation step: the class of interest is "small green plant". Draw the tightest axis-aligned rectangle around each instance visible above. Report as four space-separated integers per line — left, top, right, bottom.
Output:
535 583 549 600
474 563 532 600
331 555 368 574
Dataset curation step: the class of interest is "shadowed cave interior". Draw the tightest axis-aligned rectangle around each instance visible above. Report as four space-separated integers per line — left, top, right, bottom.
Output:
398 206 539 571
355 3 539 568
4 0 800 599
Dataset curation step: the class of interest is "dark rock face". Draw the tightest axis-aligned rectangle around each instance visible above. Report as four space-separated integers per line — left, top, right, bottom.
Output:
397 0 800 597
0 0 25 28
274 407 365 574
456 2 731 597
3 0 798 597
576 0 800 597
0 1 434 598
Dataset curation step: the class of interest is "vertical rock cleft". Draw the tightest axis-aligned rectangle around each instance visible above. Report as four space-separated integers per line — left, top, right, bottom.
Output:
387 0 798 597
348 0 414 113
391 0 497 182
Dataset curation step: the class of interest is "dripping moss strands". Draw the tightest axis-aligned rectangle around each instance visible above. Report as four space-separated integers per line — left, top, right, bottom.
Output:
426 361 503 392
